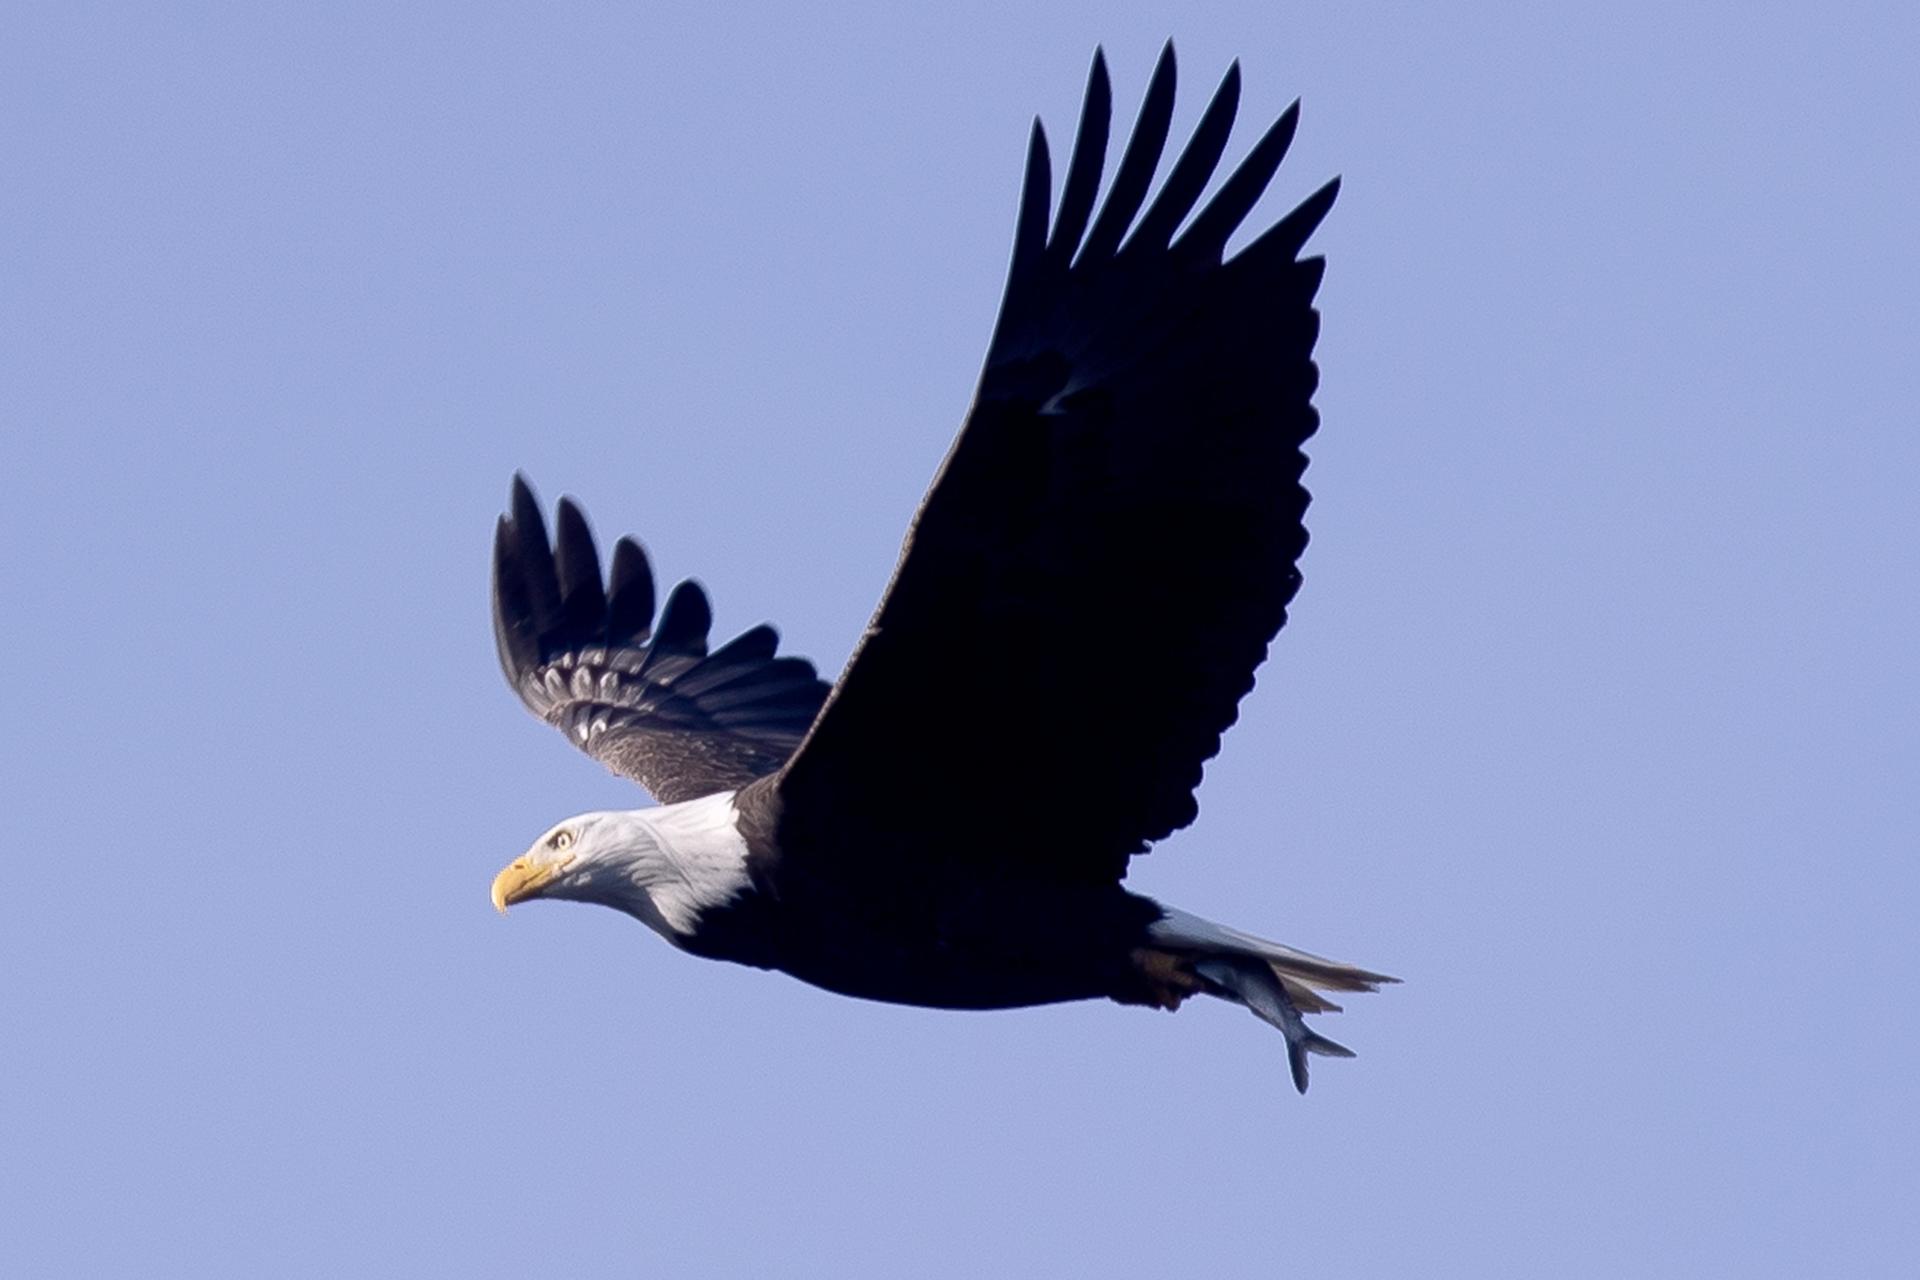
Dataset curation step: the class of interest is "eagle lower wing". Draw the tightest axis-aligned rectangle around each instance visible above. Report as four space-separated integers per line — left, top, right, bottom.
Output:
774 46 1335 887
493 475 831 804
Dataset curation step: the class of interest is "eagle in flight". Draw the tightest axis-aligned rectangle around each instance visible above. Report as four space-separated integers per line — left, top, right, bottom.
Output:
489 44 1395 1092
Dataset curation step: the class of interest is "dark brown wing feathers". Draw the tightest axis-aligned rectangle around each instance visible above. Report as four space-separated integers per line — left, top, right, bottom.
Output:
493 475 831 803
777 45 1336 887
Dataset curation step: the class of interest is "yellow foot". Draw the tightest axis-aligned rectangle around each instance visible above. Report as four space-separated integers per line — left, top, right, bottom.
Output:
1128 948 1202 1011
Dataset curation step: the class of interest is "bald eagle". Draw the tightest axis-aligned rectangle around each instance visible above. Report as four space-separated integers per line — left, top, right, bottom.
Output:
489 44 1395 1092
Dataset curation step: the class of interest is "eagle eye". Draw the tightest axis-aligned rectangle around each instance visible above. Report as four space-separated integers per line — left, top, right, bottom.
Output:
550 830 574 852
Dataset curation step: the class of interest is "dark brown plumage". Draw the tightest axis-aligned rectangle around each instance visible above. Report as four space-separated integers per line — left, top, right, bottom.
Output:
779 46 1335 889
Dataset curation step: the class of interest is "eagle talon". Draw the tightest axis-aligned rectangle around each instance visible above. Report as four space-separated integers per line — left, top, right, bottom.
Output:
1131 948 1202 1011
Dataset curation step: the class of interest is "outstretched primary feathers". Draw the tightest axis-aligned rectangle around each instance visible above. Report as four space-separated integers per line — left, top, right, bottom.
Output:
489 45 1395 1093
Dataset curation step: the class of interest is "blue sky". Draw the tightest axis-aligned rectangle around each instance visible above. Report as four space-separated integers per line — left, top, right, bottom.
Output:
4 4 1916 1275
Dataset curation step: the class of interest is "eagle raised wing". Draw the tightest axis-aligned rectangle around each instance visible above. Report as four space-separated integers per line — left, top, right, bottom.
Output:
493 475 832 804
773 45 1337 887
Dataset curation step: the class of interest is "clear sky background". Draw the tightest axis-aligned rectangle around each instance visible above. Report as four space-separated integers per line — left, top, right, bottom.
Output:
5 4 1916 1276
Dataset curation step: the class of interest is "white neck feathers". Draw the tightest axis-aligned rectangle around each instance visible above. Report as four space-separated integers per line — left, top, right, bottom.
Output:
588 792 751 938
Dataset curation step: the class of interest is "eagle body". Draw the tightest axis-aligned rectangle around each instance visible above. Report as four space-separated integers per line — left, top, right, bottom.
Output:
738 783 1175 1012
488 45 1396 1092
525 784 1165 1011
689 875 1161 1013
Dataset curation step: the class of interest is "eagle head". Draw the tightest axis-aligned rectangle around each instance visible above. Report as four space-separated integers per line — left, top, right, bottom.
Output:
490 798 748 941
490 812 639 913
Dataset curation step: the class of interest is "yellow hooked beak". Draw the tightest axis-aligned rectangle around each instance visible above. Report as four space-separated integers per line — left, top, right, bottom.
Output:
490 855 568 914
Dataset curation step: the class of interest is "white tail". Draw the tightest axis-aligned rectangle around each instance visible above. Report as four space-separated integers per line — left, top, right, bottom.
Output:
1148 905 1398 1093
